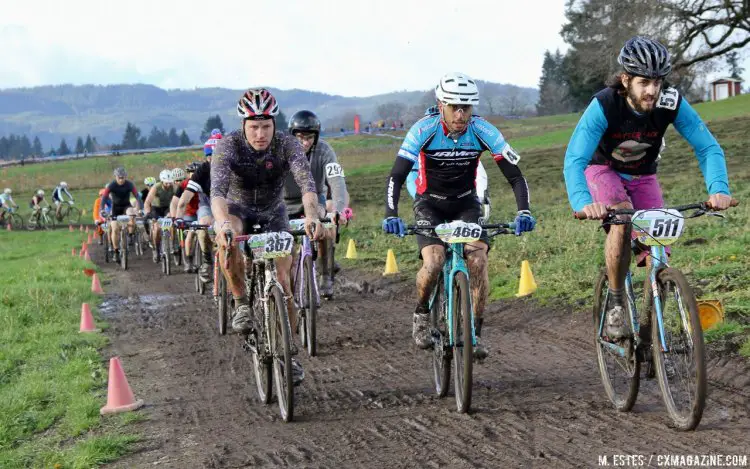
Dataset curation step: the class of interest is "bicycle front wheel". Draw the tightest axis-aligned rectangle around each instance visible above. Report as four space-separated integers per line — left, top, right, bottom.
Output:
119 229 128 270
452 271 472 413
8 213 24 230
430 274 451 398
217 269 228 335
304 256 318 356
653 267 706 431
162 233 172 275
593 270 640 412
270 285 294 422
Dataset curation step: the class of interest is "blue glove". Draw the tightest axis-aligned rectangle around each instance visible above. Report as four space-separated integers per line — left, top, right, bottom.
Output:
382 217 406 237
514 210 536 236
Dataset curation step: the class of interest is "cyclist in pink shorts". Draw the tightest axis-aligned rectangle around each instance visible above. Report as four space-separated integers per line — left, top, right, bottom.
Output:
563 36 733 340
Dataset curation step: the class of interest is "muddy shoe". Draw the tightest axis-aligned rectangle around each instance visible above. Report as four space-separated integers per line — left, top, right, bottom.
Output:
183 257 193 273
606 306 629 339
114 249 121 263
199 263 212 283
413 306 432 350
152 248 159 263
320 276 334 300
473 336 489 360
231 304 256 334
291 358 304 386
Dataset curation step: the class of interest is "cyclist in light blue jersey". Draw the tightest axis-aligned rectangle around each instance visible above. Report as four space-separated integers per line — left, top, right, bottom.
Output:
563 36 732 339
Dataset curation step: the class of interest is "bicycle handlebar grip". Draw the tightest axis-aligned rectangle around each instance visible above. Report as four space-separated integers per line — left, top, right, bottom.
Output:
573 211 588 220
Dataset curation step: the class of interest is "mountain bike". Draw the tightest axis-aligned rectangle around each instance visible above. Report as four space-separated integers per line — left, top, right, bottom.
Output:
289 216 339 357
27 206 54 230
406 220 517 413
576 199 739 430
223 227 297 422
1 209 24 230
115 215 132 270
100 219 111 263
56 200 81 224
158 218 174 275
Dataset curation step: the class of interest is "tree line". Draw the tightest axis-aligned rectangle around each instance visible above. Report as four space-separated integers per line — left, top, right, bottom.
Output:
537 0 749 116
0 134 102 160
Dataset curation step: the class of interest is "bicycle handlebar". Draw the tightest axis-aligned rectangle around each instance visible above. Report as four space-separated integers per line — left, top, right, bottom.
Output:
405 222 517 238
573 199 740 220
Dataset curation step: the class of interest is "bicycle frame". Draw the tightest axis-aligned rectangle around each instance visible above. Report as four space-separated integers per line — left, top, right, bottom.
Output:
428 242 475 347
292 234 320 310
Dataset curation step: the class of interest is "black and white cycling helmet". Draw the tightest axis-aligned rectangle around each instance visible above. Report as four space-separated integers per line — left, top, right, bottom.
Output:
3 188 10 194
618 36 672 79
435 72 480 106
114 167 127 178
60 181 68 189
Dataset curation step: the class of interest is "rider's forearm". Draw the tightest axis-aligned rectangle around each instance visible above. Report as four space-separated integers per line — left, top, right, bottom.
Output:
211 196 230 228
497 158 530 212
175 192 192 219
385 156 413 218
302 192 320 219
169 197 179 217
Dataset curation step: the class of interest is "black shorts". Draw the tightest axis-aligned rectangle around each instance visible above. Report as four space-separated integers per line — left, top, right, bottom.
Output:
413 195 489 256
228 203 288 234
147 206 169 219
112 205 131 217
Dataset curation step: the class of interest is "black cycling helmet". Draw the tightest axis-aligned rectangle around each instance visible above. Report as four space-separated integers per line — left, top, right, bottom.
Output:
618 36 672 79
186 161 201 173
289 110 321 146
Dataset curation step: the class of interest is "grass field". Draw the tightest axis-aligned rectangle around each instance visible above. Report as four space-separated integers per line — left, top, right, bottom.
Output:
0 231 139 468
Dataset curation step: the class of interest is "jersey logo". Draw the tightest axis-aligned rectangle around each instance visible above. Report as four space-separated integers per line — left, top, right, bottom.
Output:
656 88 679 110
612 140 652 163
501 143 521 165
428 150 481 157
325 163 345 178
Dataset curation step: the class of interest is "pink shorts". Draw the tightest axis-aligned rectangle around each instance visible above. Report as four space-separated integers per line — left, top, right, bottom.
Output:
584 165 668 265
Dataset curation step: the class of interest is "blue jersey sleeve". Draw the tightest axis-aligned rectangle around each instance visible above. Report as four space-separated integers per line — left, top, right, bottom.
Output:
397 116 436 163
406 169 418 199
563 99 608 211
471 117 508 161
673 100 730 196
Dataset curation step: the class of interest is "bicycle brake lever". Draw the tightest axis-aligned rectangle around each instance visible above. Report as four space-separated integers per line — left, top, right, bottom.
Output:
706 211 726 219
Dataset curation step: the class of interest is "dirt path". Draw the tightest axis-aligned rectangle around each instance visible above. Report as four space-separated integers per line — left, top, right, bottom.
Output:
92 247 750 469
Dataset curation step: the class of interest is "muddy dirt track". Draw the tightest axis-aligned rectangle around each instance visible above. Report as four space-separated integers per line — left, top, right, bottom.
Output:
92 247 750 469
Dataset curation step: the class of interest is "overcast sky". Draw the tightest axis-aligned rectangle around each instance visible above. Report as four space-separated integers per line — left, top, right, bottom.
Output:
0 0 747 96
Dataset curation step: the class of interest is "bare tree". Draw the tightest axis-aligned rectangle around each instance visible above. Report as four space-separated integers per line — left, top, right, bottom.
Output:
376 101 406 122
668 0 750 69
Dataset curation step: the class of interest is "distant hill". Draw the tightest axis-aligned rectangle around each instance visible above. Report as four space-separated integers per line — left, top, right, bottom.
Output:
0 82 538 149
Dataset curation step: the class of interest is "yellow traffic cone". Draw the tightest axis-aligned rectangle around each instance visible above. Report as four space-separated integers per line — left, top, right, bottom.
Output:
345 239 358 259
516 260 538 297
383 249 399 275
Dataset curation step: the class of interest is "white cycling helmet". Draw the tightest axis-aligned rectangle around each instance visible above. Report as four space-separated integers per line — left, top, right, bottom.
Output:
37 189 45 196
159 169 174 183
171 167 187 182
3 188 10 194
435 72 480 106
60 181 68 189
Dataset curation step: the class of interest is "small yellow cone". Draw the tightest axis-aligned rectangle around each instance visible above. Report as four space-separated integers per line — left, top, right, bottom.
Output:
346 239 358 259
516 260 538 297
383 249 399 275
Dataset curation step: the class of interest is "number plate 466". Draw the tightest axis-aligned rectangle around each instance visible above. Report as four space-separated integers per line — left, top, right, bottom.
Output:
632 209 685 246
435 221 482 244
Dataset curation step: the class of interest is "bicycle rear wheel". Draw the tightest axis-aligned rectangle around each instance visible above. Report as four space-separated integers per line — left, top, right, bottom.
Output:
593 270 640 412
452 271 472 413
430 274 451 398
68 206 82 225
270 284 294 422
653 267 706 431
8 213 24 230
304 256 318 356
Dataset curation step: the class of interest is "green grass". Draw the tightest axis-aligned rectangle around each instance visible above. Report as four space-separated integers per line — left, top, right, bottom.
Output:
0 231 138 468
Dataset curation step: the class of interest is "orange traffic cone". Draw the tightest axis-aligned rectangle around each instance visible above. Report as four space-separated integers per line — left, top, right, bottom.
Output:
79 303 99 332
100 357 144 415
85 225 90 233
84 249 92 262
87 233 93 245
91 273 104 294
72 248 77 257
6 223 10 231
81 241 87 253
79 225 83 232
69 225 74 232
